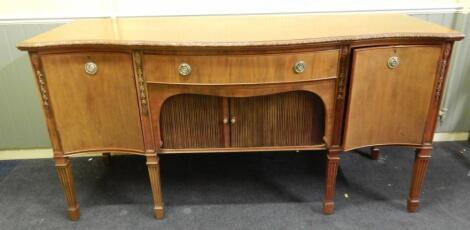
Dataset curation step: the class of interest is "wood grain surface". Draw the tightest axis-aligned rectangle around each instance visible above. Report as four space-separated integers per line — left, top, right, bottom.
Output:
41 52 145 154
343 45 442 150
144 50 339 84
17 14 463 50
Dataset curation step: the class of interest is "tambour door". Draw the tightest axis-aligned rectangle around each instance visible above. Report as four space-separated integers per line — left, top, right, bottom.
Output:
229 91 325 147
343 46 442 150
41 52 145 153
159 94 226 149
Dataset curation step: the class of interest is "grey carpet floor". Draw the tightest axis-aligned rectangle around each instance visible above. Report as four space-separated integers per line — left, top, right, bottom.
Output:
0 141 469 230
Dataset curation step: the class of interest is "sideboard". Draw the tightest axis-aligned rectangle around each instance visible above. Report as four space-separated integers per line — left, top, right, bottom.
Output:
17 14 464 220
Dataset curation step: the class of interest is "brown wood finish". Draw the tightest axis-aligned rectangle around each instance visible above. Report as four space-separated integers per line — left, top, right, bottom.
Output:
54 156 79 221
407 146 432 212
17 14 463 50
143 50 339 84
147 79 337 151
18 14 464 220
40 52 145 154
323 148 340 215
222 97 231 147
146 155 164 219
229 91 325 147
160 94 225 149
158 145 326 154
371 146 380 160
102 152 111 166
343 45 443 150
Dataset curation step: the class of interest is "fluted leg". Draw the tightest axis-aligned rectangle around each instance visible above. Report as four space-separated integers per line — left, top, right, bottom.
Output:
102 152 111 166
146 155 164 219
407 147 432 212
371 146 380 160
54 156 80 221
323 149 340 214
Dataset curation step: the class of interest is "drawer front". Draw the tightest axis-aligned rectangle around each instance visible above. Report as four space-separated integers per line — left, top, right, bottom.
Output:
41 52 145 153
143 50 339 84
343 45 442 150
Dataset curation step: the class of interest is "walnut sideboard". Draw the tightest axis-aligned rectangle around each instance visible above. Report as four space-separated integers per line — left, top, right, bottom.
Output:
17 14 464 220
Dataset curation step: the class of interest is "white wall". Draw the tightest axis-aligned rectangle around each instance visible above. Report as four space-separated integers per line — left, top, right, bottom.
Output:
0 0 464 21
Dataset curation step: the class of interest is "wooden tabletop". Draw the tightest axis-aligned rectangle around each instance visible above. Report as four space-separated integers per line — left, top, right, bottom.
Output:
17 13 464 50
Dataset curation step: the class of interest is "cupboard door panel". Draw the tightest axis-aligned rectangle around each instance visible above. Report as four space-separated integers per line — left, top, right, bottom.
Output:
41 52 144 153
343 46 442 150
160 94 225 149
230 91 325 147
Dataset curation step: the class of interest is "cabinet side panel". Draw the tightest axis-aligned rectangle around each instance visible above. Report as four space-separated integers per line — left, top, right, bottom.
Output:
41 52 145 153
344 46 442 150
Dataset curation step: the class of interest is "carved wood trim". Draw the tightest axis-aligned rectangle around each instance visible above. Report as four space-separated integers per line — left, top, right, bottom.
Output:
331 45 350 147
422 42 454 144
31 53 50 111
133 51 149 115
435 43 451 101
29 52 65 156
133 51 156 155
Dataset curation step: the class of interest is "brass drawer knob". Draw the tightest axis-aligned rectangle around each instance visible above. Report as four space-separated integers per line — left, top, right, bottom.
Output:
230 117 236 124
178 63 191 76
387 56 400 69
293 61 305 74
223 118 229 124
84 62 98 75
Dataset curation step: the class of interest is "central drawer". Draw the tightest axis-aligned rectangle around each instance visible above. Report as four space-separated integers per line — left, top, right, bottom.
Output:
143 50 339 84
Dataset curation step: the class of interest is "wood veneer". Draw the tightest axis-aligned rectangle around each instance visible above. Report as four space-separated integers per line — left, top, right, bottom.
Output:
40 52 145 154
143 50 339 84
17 14 464 221
160 94 225 149
229 91 325 147
343 45 442 150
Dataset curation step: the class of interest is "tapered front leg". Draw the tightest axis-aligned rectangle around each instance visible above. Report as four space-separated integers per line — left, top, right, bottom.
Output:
146 155 164 219
407 147 432 212
54 156 80 221
371 146 380 160
323 149 340 214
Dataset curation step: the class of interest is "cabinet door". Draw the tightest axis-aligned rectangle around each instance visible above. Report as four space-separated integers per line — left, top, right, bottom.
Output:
41 52 144 153
230 91 325 147
160 94 226 149
343 46 442 150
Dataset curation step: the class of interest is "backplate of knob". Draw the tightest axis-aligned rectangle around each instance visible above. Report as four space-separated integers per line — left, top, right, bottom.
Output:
84 62 98 75
293 61 305 74
387 56 400 69
178 63 192 76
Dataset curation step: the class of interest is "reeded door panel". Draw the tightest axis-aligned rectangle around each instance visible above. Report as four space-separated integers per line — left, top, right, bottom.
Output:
230 91 325 147
343 46 442 150
41 52 145 153
160 94 225 149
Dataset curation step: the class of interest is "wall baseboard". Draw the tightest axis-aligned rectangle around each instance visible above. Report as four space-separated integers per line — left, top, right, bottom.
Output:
0 149 101 161
433 132 470 142
0 132 467 160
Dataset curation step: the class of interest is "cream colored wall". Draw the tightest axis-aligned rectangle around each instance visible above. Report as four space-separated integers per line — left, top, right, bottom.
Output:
0 0 463 20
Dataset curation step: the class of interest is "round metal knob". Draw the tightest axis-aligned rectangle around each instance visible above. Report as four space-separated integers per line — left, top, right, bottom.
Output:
387 56 400 69
223 118 229 124
230 117 236 124
293 61 305 74
178 63 191 76
84 62 98 75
